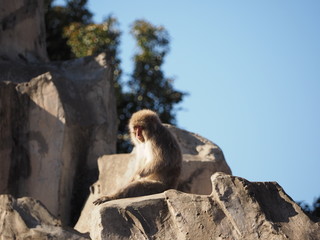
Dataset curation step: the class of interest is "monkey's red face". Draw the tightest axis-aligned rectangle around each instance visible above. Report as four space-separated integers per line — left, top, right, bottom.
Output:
134 125 145 142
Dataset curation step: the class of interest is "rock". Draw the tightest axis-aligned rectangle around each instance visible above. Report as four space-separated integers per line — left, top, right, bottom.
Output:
0 0 48 62
75 126 231 233
74 154 136 233
0 194 89 240
89 173 320 240
165 124 232 194
0 53 117 224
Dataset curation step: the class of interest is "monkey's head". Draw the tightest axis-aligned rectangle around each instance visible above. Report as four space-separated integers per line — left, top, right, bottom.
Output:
129 109 162 143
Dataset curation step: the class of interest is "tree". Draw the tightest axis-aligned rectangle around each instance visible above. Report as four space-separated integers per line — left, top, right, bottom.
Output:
116 20 187 152
63 15 122 87
299 196 320 220
45 0 93 60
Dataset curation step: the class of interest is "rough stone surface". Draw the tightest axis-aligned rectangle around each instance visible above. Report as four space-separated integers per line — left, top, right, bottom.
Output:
89 173 320 240
0 0 48 62
165 124 232 194
75 126 231 233
0 194 89 240
0 54 117 224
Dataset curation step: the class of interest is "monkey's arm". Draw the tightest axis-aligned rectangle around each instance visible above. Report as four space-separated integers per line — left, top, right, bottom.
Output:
93 180 167 205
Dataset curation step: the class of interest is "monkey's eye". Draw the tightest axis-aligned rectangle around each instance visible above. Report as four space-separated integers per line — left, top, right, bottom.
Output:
134 126 144 130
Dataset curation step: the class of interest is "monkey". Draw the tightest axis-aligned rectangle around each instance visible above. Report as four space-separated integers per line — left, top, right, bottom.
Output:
93 109 182 205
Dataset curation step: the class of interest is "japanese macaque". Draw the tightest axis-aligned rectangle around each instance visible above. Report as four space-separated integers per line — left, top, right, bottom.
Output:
93 109 182 205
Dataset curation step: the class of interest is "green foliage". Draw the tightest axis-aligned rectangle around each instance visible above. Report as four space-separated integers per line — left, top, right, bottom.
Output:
63 16 122 85
45 0 93 60
116 20 187 152
129 20 185 122
63 17 120 59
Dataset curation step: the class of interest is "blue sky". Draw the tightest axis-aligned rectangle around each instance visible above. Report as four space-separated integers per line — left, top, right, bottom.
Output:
56 0 320 205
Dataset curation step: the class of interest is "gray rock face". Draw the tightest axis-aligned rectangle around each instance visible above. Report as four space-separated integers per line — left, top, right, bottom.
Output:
0 195 89 240
0 0 48 62
0 54 117 224
75 126 232 233
165 124 232 194
89 173 320 240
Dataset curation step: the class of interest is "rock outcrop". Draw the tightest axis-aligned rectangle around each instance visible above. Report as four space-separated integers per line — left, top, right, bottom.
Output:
166 124 231 194
2 172 319 240
0 0 48 62
0 54 117 224
89 173 320 240
0 195 89 240
75 125 232 233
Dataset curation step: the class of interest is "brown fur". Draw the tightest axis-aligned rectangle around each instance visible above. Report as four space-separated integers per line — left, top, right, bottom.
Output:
93 109 182 205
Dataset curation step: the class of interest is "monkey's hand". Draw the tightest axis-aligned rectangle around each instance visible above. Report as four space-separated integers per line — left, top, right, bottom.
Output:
93 196 111 205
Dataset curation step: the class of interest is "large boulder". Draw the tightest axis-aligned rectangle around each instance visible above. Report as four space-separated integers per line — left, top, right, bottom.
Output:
166 124 231 194
0 194 89 240
0 54 117 224
75 126 232 233
89 173 320 240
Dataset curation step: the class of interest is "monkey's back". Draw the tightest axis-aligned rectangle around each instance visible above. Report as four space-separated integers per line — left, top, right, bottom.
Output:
150 124 182 188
